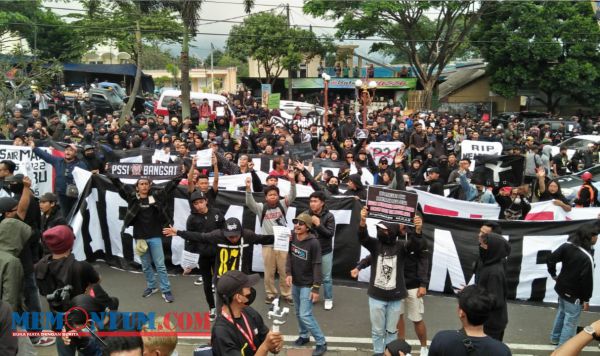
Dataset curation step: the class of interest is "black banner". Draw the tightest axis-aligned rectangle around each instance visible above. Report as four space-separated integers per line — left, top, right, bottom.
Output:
288 142 314 161
106 163 182 179
71 174 599 304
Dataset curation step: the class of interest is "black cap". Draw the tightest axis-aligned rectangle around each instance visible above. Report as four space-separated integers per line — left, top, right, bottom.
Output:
386 339 411 355
5 174 24 183
189 190 207 203
379 157 388 164
223 218 242 237
83 144 95 151
217 270 260 300
40 192 58 203
0 197 18 214
427 167 440 174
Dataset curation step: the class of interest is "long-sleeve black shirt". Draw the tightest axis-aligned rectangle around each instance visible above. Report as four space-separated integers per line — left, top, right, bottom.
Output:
547 242 594 303
305 208 336 255
286 233 322 289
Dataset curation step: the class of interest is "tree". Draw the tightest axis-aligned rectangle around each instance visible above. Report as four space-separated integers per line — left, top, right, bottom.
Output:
70 0 182 122
217 53 249 77
0 48 61 119
304 0 491 109
140 44 175 70
172 0 253 120
165 63 179 87
226 12 333 85
472 1 600 113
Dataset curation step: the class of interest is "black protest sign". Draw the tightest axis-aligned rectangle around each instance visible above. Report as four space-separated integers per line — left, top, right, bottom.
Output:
366 186 418 225
288 142 314 161
107 163 182 179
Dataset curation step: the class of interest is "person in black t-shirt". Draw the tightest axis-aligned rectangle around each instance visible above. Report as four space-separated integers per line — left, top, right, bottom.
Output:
429 285 511 356
212 270 283 356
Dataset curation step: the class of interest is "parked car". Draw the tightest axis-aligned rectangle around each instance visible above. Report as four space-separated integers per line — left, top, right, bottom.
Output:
88 88 124 116
280 100 326 117
550 135 600 159
555 164 600 203
492 111 550 128
98 82 126 99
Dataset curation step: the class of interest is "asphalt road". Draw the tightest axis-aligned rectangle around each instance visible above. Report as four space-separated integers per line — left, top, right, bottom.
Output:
33 262 600 355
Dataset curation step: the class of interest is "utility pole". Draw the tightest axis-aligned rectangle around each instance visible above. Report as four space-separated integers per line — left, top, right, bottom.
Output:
286 3 292 100
211 43 215 94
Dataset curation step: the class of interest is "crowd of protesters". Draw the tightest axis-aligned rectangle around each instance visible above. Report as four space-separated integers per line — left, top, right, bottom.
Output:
0 85 599 356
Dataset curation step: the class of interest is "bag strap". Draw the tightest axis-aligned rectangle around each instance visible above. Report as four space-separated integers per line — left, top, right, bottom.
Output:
260 201 286 226
458 328 478 356
566 242 595 269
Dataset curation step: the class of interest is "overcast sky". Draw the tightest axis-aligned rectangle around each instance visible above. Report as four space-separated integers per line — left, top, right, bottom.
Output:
44 0 390 63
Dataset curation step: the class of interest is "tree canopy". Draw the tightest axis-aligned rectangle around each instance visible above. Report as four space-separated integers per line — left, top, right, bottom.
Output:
226 12 333 85
472 1 600 113
304 0 490 108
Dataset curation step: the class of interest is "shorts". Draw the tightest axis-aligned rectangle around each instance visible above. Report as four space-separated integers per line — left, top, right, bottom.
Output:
399 288 424 322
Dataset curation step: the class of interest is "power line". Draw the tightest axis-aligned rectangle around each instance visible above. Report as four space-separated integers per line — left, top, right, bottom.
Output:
5 21 599 44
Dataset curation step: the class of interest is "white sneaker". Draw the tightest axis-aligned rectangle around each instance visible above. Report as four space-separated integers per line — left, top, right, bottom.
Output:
209 308 217 322
420 346 428 356
324 299 333 310
194 276 203 286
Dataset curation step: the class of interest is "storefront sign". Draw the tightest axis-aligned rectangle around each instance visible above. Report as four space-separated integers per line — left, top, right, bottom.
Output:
290 77 417 90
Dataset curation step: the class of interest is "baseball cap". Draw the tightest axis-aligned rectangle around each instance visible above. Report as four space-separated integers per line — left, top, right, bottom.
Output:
223 218 242 237
5 174 24 184
0 197 18 215
293 212 313 229
189 190 207 203
582 172 593 181
217 270 260 300
379 157 389 164
83 144 95 151
40 192 58 203
386 339 411 355
427 167 440 174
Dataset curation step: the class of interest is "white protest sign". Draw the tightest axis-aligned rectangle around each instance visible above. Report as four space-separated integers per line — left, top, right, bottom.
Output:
181 249 200 270
216 106 225 117
273 226 291 252
368 142 404 165
0 145 53 197
460 140 503 170
196 149 213 167
152 149 171 163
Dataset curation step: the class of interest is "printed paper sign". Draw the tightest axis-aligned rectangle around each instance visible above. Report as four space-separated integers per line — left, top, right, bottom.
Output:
196 149 213 167
273 225 291 252
368 142 404 165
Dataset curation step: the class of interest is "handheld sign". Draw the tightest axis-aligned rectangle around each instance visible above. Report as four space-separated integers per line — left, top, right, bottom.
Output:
107 163 182 180
288 142 314 161
366 186 418 226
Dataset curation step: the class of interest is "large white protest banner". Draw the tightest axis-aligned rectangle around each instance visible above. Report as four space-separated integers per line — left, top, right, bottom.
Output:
0 145 53 196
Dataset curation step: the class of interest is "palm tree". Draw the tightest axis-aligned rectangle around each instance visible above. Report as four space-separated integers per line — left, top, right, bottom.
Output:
173 0 254 120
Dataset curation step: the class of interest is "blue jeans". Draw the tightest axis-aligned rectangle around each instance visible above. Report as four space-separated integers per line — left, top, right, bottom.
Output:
140 237 171 293
292 285 326 346
551 296 582 346
369 297 401 354
321 252 333 300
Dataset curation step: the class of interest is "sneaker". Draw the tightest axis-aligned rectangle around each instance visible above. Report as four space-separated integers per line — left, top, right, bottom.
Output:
294 336 310 346
162 292 175 303
313 343 327 356
420 346 429 356
265 296 276 304
209 308 217 322
142 288 159 298
32 336 56 347
550 340 559 346
194 276 203 285
284 296 294 305
324 299 333 310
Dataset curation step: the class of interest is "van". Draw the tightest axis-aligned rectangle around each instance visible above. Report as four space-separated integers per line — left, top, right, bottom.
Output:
280 100 326 116
154 90 232 117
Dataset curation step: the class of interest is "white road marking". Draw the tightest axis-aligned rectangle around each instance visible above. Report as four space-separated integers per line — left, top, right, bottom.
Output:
177 335 599 352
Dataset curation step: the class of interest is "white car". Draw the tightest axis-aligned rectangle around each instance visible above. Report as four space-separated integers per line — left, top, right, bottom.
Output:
279 100 327 116
551 135 600 159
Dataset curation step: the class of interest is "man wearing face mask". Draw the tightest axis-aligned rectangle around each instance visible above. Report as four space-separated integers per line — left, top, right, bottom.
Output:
212 270 284 356
358 207 423 356
81 145 104 174
496 186 531 220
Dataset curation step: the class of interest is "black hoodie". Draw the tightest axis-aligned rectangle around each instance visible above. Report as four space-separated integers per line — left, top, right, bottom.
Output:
475 233 509 334
358 222 420 301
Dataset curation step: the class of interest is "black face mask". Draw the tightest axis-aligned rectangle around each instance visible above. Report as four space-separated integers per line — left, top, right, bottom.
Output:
242 287 256 306
377 229 396 245
327 184 339 193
